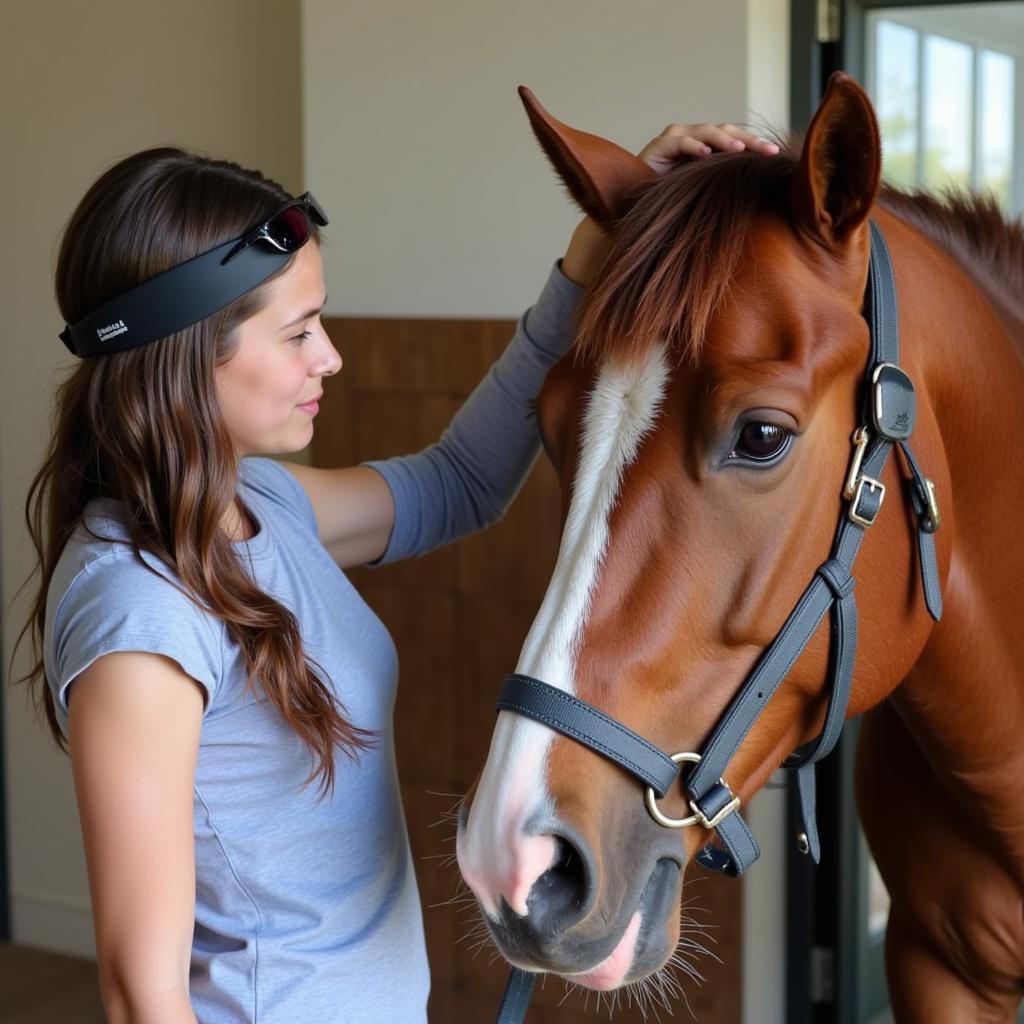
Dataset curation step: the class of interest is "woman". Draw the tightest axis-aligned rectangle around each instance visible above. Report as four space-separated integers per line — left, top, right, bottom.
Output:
17 122 776 1023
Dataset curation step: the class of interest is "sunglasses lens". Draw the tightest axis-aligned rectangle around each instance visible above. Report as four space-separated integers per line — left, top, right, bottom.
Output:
265 207 312 252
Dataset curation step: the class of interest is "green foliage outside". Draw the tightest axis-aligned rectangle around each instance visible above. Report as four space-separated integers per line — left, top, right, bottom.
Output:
879 112 1011 208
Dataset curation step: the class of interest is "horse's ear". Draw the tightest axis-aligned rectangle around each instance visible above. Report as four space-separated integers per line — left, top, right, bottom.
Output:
792 72 881 246
519 85 656 226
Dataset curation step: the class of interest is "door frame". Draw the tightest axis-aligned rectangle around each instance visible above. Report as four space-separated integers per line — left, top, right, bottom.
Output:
786 3 1022 1021
789 0 1015 132
0 562 10 940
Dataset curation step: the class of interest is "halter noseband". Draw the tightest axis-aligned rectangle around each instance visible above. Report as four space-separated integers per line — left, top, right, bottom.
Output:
490 221 942 1022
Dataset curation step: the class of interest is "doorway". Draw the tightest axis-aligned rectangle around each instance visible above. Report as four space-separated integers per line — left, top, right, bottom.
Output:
786 3 1024 1022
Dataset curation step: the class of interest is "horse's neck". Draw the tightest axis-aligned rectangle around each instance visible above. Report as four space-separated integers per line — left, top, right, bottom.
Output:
882 208 1024 864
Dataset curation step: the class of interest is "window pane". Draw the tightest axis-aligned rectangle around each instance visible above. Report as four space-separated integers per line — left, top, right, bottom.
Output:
923 35 974 190
876 20 919 188
979 50 1015 208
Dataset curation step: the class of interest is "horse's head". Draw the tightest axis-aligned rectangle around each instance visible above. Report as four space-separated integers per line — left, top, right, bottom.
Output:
457 74 939 990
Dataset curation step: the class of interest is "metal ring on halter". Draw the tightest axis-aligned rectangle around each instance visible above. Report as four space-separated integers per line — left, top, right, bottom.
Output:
645 752 701 829
645 752 742 830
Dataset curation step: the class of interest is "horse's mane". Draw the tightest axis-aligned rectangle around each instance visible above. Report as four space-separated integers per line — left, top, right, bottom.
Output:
575 147 1024 364
877 186 1024 327
575 150 799 365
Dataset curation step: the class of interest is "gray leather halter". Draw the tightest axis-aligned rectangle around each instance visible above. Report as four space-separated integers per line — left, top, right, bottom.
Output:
489 221 942 1023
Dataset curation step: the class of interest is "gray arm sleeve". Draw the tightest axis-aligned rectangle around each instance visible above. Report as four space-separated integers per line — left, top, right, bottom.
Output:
363 261 583 564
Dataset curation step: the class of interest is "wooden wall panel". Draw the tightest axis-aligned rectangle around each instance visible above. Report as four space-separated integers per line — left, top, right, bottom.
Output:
313 316 742 1024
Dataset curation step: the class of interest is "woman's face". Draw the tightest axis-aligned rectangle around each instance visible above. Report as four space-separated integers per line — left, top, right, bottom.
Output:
215 242 341 456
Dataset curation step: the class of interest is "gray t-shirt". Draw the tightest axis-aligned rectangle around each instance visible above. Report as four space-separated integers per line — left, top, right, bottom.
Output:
43 262 581 1023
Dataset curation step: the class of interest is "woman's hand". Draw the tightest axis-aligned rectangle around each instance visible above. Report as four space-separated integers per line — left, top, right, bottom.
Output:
561 122 779 286
636 121 778 174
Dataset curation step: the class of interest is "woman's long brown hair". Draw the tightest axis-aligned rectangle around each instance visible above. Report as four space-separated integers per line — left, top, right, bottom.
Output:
13 147 373 792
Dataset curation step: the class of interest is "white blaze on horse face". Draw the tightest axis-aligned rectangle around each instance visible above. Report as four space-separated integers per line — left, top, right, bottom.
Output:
458 343 670 919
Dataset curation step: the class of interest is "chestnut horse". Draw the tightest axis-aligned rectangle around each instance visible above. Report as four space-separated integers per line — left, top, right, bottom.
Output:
456 73 1024 1022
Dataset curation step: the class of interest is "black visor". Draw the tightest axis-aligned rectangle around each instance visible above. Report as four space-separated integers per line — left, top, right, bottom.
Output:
59 192 328 358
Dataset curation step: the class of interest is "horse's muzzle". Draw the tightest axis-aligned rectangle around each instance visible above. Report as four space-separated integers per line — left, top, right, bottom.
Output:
482 849 682 986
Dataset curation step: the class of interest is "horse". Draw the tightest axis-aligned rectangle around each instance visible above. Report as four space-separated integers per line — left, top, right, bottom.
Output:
455 72 1024 1022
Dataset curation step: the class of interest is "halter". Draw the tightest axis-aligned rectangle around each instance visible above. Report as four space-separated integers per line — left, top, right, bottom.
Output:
490 221 943 1023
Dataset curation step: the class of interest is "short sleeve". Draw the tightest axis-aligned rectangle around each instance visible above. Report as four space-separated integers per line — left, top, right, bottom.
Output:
47 550 224 735
239 457 318 535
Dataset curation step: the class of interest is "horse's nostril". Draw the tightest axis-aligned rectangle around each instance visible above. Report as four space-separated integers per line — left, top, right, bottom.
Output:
526 835 589 934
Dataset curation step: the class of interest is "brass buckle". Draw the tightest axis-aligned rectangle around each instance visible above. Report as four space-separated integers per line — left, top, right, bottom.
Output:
844 427 885 528
689 784 741 830
849 475 885 528
644 752 741 831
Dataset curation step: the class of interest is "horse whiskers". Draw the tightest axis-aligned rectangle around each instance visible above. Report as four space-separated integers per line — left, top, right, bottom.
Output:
593 988 622 1016
438 860 719 1020
425 793 465 833
426 891 477 910
420 851 458 866
557 980 577 1008
679 897 714 914
426 808 462 830
624 977 664 1022
422 832 458 846
634 960 695 1022
453 918 488 941
678 925 717 946
675 937 721 964
601 896 722 1022
666 949 708 984
420 849 459 872
679 913 717 932
541 954 689 1022
456 924 492 956
426 872 477 912
427 809 459 823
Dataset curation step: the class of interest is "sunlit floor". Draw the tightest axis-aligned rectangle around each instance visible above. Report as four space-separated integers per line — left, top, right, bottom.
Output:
0 944 104 1024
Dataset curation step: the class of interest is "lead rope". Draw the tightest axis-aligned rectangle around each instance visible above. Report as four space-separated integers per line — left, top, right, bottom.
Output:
495 968 537 1024
490 221 941 1022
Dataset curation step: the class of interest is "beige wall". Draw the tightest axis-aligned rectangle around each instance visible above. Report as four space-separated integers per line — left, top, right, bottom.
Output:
0 0 303 957
303 0 790 318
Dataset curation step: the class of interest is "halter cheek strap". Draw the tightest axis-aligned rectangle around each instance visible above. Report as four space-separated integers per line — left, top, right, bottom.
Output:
490 222 943 1024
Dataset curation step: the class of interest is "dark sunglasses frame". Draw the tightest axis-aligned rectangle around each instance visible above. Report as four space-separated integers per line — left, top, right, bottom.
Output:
222 193 328 265
59 192 328 358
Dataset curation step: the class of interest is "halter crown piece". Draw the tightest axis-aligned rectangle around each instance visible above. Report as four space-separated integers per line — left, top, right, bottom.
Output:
490 221 943 1023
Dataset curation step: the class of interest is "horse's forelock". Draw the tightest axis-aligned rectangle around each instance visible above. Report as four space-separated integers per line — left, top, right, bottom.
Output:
575 149 800 367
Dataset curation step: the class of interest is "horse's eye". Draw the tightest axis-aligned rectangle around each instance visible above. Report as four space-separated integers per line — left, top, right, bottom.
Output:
732 422 791 463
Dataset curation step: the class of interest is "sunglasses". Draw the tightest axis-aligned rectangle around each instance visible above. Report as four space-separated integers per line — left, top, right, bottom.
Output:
60 192 329 358
222 192 328 265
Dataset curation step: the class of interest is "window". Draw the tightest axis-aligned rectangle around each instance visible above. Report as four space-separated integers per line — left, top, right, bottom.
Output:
868 9 1021 213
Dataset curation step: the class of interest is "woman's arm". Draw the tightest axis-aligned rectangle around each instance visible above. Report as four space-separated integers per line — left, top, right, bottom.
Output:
281 217 599 569
282 254 582 568
68 651 204 1024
